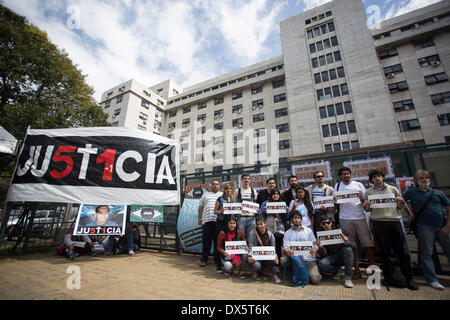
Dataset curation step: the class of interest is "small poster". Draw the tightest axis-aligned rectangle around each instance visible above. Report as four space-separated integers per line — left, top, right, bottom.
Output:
292 161 332 183
225 241 248 255
241 201 259 214
313 196 335 209
72 241 86 248
266 202 287 214
223 203 242 215
343 157 394 181
317 229 345 245
335 190 361 204
184 184 209 199
288 241 314 256
240 174 272 191
250 246 277 260
396 177 415 194
130 205 164 223
368 194 397 208
74 204 126 236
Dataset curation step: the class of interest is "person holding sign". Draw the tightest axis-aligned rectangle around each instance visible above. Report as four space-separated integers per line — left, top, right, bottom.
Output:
62 227 100 260
333 167 375 279
316 216 355 288
288 187 314 231
259 189 289 261
247 216 282 283
363 169 418 290
282 210 322 285
235 174 258 241
217 216 248 279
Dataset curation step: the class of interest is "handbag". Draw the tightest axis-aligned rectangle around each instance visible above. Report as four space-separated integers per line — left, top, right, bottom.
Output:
410 189 435 238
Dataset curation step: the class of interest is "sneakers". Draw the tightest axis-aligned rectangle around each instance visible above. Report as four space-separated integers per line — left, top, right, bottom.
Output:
273 274 282 284
239 272 247 279
344 279 354 288
406 279 419 291
128 250 135 255
430 281 445 290
216 266 223 274
91 249 100 257
68 252 79 260
252 272 259 279
200 261 206 267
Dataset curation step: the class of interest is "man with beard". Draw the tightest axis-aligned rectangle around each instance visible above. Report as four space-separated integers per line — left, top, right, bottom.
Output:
282 175 298 206
404 170 450 290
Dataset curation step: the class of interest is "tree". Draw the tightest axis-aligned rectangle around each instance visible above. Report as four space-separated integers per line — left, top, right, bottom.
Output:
0 4 109 142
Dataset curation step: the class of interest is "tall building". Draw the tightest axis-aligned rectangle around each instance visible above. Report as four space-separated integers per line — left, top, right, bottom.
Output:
99 0 450 175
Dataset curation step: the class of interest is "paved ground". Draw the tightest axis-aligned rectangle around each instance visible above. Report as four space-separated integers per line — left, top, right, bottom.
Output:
0 249 449 300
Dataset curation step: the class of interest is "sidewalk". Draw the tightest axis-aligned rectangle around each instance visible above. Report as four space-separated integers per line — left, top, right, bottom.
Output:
0 249 449 300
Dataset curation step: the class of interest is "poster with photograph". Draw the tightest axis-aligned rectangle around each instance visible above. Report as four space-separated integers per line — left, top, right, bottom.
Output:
288 241 314 256
313 196 335 209
292 161 332 183
266 202 287 214
223 203 242 215
239 174 272 191
343 157 394 181
130 205 164 223
368 194 397 208
317 229 344 245
396 177 415 194
335 190 361 204
74 204 126 236
250 246 277 260
241 201 259 215
225 241 248 255
279 171 292 190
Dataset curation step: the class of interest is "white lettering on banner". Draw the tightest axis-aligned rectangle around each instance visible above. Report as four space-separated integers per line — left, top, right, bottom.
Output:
145 153 156 183
156 155 175 184
116 150 143 182
77 144 98 179
31 145 54 177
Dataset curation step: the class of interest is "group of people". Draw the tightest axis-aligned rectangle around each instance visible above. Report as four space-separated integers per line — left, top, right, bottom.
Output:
197 169 450 290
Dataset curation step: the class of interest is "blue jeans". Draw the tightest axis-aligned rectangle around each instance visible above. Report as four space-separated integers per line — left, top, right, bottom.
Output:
249 260 277 275
318 246 354 280
417 224 450 284
201 221 218 265
237 216 255 240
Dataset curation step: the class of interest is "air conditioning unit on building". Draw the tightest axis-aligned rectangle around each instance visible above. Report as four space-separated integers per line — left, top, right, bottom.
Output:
238 110 242 114
252 105 257 110
432 61 440 67
238 124 243 128
259 105 263 109
387 73 395 78
219 114 223 118
214 115 218 119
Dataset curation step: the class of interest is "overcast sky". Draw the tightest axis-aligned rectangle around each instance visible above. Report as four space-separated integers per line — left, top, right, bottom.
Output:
4 0 442 101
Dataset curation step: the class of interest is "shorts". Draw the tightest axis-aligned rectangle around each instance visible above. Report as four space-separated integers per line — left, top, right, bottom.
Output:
339 218 374 248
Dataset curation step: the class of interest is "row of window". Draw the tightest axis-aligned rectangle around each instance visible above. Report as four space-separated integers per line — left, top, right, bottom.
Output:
438 113 450 126
306 21 335 39
389 74 448 95
314 67 345 84
398 119 420 131
309 36 339 54
316 83 349 101
312 51 342 68
305 10 332 25
319 101 353 119
322 120 357 138
324 140 359 152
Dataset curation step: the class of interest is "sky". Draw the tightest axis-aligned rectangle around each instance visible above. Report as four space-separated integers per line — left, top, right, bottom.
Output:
3 0 442 101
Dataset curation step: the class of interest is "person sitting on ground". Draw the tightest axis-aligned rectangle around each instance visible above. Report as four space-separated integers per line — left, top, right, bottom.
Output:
103 221 136 255
316 215 355 288
63 227 100 260
247 215 282 284
217 216 249 279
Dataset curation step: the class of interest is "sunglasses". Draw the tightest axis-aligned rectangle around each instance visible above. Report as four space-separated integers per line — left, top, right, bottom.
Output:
314 175 324 178
320 221 331 225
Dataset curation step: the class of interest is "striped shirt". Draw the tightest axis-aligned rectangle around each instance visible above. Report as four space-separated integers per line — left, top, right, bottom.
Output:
199 191 223 225
404 187 450 227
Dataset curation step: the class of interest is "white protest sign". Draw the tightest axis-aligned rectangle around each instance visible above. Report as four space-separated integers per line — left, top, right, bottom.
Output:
317 229 345 245
313 196 335 209
266 202 287 214
241 201 259 214
250 246 277 260
368 194 397 208
335 190 361 204
225 241 248 255
223 203 242 215
93 243 105 252
288 241 314 256
72 241 86 248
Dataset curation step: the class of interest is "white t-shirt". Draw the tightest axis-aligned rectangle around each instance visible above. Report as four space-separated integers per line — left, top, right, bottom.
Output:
333 180 366 220
234 187 258 217
283 226 317 261
289 200 312 228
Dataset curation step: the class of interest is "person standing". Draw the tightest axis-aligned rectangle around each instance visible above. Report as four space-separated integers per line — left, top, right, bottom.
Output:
288 187 314 231
198 180 222 268
333 167 375 280
282 175 298 206
235 173 258 240
363 169 418 290
256 178 277 206
305 170 335 232
403 170 450 290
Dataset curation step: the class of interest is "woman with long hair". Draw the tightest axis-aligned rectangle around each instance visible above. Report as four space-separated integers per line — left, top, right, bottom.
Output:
214 183 235 233
217 216 248 279
289 186 314 231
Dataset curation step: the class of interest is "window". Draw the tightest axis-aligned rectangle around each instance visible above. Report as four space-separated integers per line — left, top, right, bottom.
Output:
340 83 349 95
342 142 350 150
339 121 348 135
347 120 357 133
252 86 263 94
197 126 206 134
330 123 339 136
252 99 264 108
119 86 125 92
114 108 121 116
431 91 450 105
233 147 244 157
326 53 334 64
139 112 148 120
197 114 206 122
326 11 332 17
180 143 189 152
344 101 353 114
351 140 360 149
254 128 266 137
307 29 314 39
198 102 207 110
322 125 330 137
323 38 331 49
275 108 288 118
232 92 243 100
253 113 265 122
337 67 345 78
213 136 224 145
138 124 146 131
274 93 287 103
324 87 332 99
399 119 421 131
333 143 341 151
169 110 177 118
309 43 316 54
424 73 449 85
273 80 285 89
112 121 119 127
276 123 289 133
329 69 337 80
438 113 450 126
314 73 321 84
333 51 342 61
321 71 329 82
213 166 223 174
214 97 224 105
214 122 223 130
195 168 204 173
233 132 244 142
213 151 223 159
279 140 290 150
214 109 224 118
312 58 319 68
182 118 190 126
393 99 415 112
254 144 266 153
317 89 324 101
181 130 190 138
418 55 440 67
157 99 164 106
330 36 338 46
168 122 176 130
116 95 123 103
183 106 191 114
379 48 398 59
324 144 332 152
388 81 409 93
327 105 335 117
414 37 434 50
319 55 326 66
104 100 111 108
332 85 340 97
232 118 243 127
316 41 323 51
141 99 150 109
319 107 327 119
314 27 320 37
335 103 344 115
321 24 327 35
383 64 403 75
232 104 243 113
196 140 205 148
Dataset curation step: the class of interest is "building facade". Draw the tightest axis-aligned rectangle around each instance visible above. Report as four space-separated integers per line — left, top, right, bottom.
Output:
99 0 450 175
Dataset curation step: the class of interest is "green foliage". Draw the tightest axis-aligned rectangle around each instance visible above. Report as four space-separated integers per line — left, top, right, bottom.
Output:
0 4 109 141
